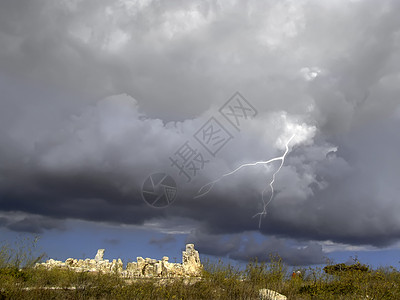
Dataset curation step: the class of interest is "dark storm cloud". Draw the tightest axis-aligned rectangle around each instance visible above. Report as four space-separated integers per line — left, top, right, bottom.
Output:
186 231 325 266
149 234 177 247
104 238 121 246
0 213 65 234
1 0 400 265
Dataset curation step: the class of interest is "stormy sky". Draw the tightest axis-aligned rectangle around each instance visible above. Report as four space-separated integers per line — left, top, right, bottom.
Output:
1 0 400 266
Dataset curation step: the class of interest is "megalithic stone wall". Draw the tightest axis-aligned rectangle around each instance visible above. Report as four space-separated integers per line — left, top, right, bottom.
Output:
36 244 202 278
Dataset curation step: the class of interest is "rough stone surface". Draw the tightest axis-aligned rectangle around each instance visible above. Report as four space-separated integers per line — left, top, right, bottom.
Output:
36 244 202 278
94 249 105 262
259 288 287 300
182 244 201 276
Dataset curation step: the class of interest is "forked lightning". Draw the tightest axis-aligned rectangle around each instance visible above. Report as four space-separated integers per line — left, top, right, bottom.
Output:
194 134 296 227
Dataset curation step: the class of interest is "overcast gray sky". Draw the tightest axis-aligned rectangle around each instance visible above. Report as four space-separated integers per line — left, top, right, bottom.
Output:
1 0 400 266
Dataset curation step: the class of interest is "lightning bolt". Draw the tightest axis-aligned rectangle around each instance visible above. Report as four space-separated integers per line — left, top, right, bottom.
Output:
194 134 296 228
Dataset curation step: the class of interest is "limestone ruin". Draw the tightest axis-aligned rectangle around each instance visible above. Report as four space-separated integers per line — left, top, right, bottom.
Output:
259 288 288 300
36 244 202 278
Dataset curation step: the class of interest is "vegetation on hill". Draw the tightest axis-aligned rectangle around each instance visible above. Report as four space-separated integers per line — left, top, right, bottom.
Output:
1 237 400 299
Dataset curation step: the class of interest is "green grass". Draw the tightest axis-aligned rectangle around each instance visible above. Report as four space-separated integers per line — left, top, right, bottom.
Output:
1 237 400 299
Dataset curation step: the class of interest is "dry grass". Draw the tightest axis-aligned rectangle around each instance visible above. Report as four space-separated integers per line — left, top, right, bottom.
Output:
1 238 400 299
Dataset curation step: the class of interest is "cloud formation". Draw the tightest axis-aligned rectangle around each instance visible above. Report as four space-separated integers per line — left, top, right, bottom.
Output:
149 234 177 247
186 230 326 266
1 0 400 264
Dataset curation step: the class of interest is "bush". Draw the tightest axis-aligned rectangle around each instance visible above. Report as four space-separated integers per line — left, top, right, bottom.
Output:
0 235 45 269
323 262 370 275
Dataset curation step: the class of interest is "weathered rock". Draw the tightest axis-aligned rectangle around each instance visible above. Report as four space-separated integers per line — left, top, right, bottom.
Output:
111 258 123 273
259 288 287 300
36 244 203 279
182 244 201 276
95 249 105 262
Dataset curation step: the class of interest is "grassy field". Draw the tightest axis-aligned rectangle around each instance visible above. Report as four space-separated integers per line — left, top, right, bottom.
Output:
1 238 400 299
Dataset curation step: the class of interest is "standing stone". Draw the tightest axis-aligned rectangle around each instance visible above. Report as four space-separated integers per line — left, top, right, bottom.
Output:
153 261 159 276
95 249 105 262
136 257 145 276
182 244 202 276
126 261 140 277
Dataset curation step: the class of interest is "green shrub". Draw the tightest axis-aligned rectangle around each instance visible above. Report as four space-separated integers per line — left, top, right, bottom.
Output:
0 267 30 281
323 262 370 275
0 235 45 269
